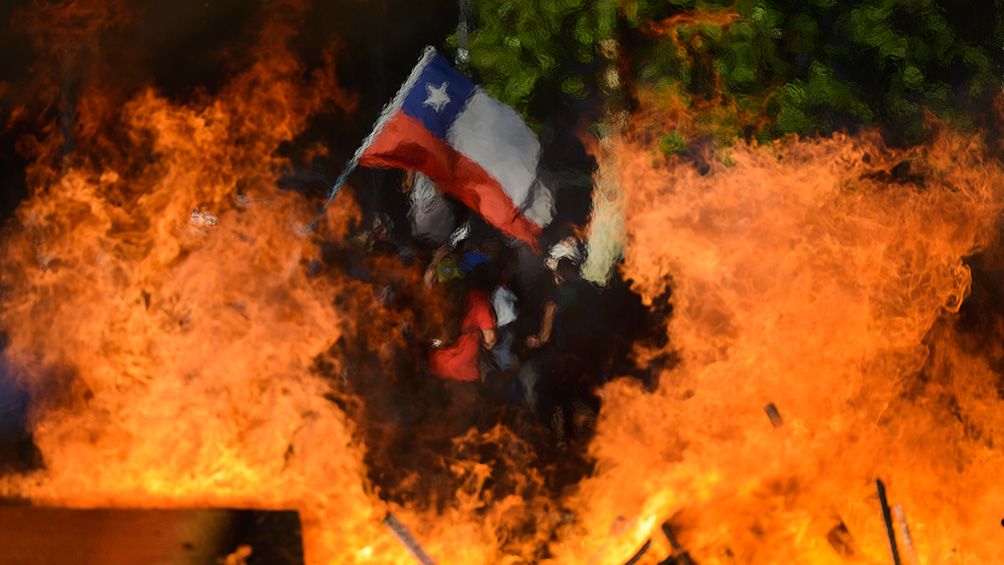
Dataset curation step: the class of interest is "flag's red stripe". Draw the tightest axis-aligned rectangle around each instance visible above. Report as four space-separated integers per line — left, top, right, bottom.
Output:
360 112 542 250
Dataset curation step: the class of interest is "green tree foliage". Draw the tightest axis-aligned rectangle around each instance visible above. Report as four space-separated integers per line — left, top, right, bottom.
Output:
459 0 1004 145
451 0 619 111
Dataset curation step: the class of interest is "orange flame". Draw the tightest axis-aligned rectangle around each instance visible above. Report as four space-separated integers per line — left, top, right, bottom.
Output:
0 2 423 563
4 3 1004 564
643 9 741 38
1 2 561 562
555 118 1004 562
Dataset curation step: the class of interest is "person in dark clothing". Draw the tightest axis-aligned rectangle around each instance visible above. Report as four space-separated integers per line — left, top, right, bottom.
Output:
516 256 596 447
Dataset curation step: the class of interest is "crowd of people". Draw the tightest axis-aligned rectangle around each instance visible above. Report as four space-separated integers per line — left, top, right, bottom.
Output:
421 226 602 448
328 171 661 457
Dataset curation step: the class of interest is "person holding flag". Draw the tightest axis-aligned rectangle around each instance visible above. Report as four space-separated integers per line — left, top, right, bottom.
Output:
323 45 556 436
323 46 553 252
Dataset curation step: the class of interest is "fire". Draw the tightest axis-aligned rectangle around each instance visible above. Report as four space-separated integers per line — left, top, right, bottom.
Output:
3 2 1004 563
557 120 1004 562
0 2 420 563
0 2 557 562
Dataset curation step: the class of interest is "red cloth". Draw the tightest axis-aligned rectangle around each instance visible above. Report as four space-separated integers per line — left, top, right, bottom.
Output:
429 291 495 382
360 112 542 251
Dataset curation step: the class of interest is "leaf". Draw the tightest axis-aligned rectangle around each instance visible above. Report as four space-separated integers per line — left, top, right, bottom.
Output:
561 75 587 97
902 65 924 90
658 130 688 156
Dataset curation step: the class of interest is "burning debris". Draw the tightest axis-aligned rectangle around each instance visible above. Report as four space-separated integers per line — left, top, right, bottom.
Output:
190 208 220 227
894 505 918 565
763 403 783 428
622 539 651 565
876 479 902 565
221 545 253 565
661 522 696 565
825 521 856 558
383 513 436 565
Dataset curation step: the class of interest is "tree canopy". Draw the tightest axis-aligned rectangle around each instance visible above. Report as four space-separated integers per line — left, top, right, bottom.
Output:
456 0 1003 148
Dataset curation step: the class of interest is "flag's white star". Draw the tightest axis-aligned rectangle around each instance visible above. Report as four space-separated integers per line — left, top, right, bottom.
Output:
423 82 451 112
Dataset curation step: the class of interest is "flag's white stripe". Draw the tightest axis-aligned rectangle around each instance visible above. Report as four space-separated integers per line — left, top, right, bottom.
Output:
446 89 540 213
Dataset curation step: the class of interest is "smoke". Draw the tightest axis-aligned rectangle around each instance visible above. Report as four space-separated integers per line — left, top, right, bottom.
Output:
581 135 626 286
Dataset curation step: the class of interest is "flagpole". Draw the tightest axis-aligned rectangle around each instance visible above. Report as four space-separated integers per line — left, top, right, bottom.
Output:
319 153 361 211
456 0 471 69
305 46 439 231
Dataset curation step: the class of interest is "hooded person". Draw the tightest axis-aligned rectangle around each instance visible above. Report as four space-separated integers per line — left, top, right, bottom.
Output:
514 236 589 445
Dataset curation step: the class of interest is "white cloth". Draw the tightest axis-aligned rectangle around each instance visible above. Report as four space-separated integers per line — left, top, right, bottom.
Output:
546 236 583 271
448 220 471 249
408 173 455 244
492 286 517 327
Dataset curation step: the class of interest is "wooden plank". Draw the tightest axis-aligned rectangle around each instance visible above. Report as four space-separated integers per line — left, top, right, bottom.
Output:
0 505 303 565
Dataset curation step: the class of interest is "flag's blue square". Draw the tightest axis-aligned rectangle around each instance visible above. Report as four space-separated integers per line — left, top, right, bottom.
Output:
401 54 476 139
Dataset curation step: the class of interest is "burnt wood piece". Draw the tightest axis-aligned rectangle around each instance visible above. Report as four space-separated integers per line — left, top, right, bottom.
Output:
876 479 902 565
764 403 783 428
661 522 697 565
0 505 303 565
383 512 435 565
826 520 856 557
623 539 651 565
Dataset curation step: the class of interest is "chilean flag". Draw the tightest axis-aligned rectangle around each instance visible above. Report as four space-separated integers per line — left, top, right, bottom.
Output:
355 47 553 250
